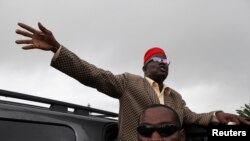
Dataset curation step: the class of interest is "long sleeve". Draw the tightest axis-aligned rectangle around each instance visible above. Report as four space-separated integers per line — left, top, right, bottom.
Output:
50 46 127 99
181 99 214 125
167 89 215 126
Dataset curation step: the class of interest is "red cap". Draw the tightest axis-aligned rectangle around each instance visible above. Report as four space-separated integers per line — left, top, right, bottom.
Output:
144 47 166 64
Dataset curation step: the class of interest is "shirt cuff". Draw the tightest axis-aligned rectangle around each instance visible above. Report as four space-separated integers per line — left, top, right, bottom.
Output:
52 45 62 62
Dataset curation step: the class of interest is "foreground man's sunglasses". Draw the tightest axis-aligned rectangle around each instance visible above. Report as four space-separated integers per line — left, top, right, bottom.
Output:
137 123 180 137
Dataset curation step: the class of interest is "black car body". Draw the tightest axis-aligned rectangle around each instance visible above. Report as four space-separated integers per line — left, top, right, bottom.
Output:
0 89 208 141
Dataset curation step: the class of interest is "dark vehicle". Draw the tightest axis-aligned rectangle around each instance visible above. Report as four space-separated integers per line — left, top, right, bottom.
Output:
0 89 208 141
0 89 118 141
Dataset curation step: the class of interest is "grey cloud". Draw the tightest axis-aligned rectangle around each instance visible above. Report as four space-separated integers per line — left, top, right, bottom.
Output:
0 0 249 114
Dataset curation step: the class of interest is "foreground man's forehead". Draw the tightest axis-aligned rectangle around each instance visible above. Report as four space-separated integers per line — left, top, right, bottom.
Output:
141 107 176 124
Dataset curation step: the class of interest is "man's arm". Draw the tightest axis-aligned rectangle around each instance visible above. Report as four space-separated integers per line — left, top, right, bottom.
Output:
171 90 250 125
181 100 214 126
181 98 250 125
15 22 126 98
51 46 126 98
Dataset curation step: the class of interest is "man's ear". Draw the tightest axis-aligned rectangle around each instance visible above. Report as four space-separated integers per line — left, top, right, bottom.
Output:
180 129 186 141
142 65 146 73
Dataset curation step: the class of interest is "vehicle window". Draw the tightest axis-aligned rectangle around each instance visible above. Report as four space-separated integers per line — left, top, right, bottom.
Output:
0 119 76 141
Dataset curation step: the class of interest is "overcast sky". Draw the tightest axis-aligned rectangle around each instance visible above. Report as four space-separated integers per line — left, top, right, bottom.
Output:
0 0 249 114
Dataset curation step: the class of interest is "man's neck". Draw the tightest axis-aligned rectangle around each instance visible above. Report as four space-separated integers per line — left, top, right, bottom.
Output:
146 76 164 91
157 82 164 92
153 78 164 86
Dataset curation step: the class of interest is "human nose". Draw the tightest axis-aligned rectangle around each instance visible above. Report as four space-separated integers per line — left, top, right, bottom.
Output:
150 131 163 141
159 61 168 68
159 60 166 65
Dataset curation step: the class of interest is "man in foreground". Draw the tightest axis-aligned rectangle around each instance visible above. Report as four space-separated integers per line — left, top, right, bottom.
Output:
137 104 185 141
15 22 250 141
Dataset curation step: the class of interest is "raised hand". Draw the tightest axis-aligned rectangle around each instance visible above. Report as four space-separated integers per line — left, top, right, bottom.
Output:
15 22 60 53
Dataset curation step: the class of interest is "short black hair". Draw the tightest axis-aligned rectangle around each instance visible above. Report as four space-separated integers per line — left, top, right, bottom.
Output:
138 104 181 127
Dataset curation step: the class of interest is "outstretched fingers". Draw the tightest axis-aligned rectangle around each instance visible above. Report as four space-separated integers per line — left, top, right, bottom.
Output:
15 40 33 44
230 117 240 125
16 29 33 38
17 22 39 34
22 45 36 50
15 22 59 51
15 39 34 50
38 22 51 34
239 116 250 125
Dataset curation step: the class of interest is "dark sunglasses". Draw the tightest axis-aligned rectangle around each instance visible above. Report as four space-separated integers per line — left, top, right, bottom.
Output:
145 57 170 66
137 123 180 137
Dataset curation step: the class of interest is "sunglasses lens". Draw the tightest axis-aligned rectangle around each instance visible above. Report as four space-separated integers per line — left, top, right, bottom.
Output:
152 57 162 62
151 57 170 65
137 125 154 137
137 124 179 138
157 124 179 137
162 59 170 65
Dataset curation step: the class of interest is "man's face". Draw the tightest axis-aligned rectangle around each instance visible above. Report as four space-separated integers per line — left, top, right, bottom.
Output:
137 107 185 141
143 54 169 82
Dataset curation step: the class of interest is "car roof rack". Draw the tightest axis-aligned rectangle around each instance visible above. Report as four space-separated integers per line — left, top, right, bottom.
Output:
0 89 118 118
